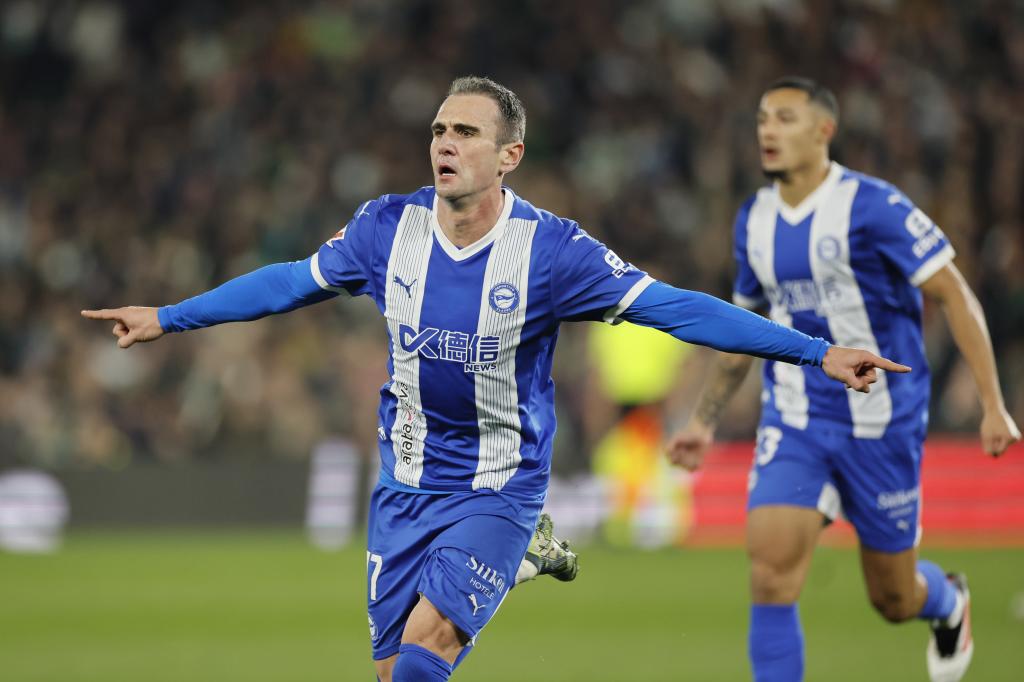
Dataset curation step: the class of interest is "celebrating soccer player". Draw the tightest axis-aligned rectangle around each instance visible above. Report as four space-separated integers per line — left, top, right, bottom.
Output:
84 76 907 681
667 77 1021 682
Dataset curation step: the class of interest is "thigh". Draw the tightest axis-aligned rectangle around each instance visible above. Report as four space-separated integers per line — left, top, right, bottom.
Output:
747 505 825 603
417 510 535 642
366 486 440 661
832 430 923 553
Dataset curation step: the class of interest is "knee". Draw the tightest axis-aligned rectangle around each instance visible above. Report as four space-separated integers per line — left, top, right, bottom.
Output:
868 590 917 623
750 557 803 604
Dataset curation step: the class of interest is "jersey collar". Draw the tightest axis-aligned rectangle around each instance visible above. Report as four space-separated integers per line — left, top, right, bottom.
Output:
774 161 844 225
430 188 514 262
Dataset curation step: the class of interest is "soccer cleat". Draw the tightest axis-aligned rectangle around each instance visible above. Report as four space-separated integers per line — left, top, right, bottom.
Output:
515 513 579 584
927 573 973 682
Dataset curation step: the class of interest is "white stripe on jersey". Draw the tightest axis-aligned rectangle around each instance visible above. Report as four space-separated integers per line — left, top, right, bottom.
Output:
810 176 891 438
472 217 538 491
603 274 655 324
747 189 810 430
910 243 955 287
310 252 346 293
386 205 435 487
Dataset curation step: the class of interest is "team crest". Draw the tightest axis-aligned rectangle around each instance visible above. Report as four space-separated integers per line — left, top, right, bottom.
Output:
488 283 520 314
816 236 841 261
368 613 378 640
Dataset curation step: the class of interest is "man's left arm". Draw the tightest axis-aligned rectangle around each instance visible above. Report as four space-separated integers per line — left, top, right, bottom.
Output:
620 281 910 394
919 263 1021 456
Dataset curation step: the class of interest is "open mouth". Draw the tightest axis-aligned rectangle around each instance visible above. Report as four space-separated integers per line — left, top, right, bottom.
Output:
761 147 779 161
438 163 457 177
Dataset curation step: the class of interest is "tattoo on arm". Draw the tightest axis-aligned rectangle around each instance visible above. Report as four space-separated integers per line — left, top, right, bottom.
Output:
694 356 753 428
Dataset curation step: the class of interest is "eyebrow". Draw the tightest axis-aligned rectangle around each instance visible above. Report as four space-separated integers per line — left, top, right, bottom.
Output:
758 106 797 117
431 121 482 135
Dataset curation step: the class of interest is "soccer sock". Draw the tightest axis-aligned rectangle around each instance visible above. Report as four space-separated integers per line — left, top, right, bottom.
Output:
917 559 958 622
749 604 804 682
392 643 452 681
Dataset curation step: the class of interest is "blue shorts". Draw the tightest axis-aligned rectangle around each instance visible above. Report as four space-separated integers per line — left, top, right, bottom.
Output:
365 484 539 660
746 421 924 553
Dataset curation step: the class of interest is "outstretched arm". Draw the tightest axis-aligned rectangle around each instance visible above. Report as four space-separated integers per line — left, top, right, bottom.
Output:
621 282 911 470
620 281 909 389
919 263 1021 456
81 257 336 348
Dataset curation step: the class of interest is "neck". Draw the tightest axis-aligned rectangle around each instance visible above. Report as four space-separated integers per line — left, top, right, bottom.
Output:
436 185 505 247
777 157 831 208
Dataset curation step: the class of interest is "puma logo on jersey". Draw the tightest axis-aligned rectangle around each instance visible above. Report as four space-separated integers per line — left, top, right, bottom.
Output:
393 275 416 298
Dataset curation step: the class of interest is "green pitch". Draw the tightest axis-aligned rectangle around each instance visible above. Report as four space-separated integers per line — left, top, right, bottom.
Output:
1 532 1021 681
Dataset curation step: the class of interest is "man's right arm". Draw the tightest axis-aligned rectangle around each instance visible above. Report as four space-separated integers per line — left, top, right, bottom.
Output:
81 257 336 348
666 351 754 471
693 352 756 431
83 197 381 348
157 258 335 332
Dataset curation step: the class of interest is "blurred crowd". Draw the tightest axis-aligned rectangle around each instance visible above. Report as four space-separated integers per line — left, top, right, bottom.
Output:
2 0 1023 469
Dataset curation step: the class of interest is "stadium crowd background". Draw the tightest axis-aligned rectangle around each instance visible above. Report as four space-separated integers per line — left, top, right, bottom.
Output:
2 0 1023 472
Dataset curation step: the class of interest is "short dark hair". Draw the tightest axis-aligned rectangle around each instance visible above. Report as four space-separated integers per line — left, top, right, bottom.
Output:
764 76 839 123
448 76 526 145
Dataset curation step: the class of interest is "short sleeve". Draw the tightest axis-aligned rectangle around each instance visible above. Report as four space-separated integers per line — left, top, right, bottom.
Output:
732 199 765 310
551 224 653 324
311 199 378 297
866 189 955 287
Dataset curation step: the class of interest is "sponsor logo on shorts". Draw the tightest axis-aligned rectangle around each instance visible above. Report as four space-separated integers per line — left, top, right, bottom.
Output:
469 577 495 599
878 486 920 522
466 555 507 594
877 487 919 510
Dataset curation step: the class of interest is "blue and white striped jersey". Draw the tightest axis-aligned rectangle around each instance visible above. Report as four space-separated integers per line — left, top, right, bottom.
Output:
733 163 955 438
313 187 652 502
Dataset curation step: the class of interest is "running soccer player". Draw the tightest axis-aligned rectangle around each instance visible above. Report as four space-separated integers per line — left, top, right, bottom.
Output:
83 76 907 682
667 77 1021 682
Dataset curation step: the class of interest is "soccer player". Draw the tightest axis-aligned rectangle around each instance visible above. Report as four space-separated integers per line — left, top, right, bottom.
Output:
83 76 907 682
667 77 1021 682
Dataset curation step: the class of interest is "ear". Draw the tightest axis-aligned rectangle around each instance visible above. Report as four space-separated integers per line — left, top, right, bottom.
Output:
819 115 837 145
498 141 525 176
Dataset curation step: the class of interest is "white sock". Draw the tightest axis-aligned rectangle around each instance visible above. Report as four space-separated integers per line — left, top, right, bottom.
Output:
514 558 539 585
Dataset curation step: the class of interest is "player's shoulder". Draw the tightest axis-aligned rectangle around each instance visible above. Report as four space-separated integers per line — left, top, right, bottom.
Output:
507 189 573 229
738 190 765 214
506 188 585 244
840 166 914 212
368 187 434 215
345 188 435 233
733 188 771 231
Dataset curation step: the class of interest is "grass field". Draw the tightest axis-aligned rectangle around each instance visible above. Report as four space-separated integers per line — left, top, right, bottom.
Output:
1 532 1022 681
